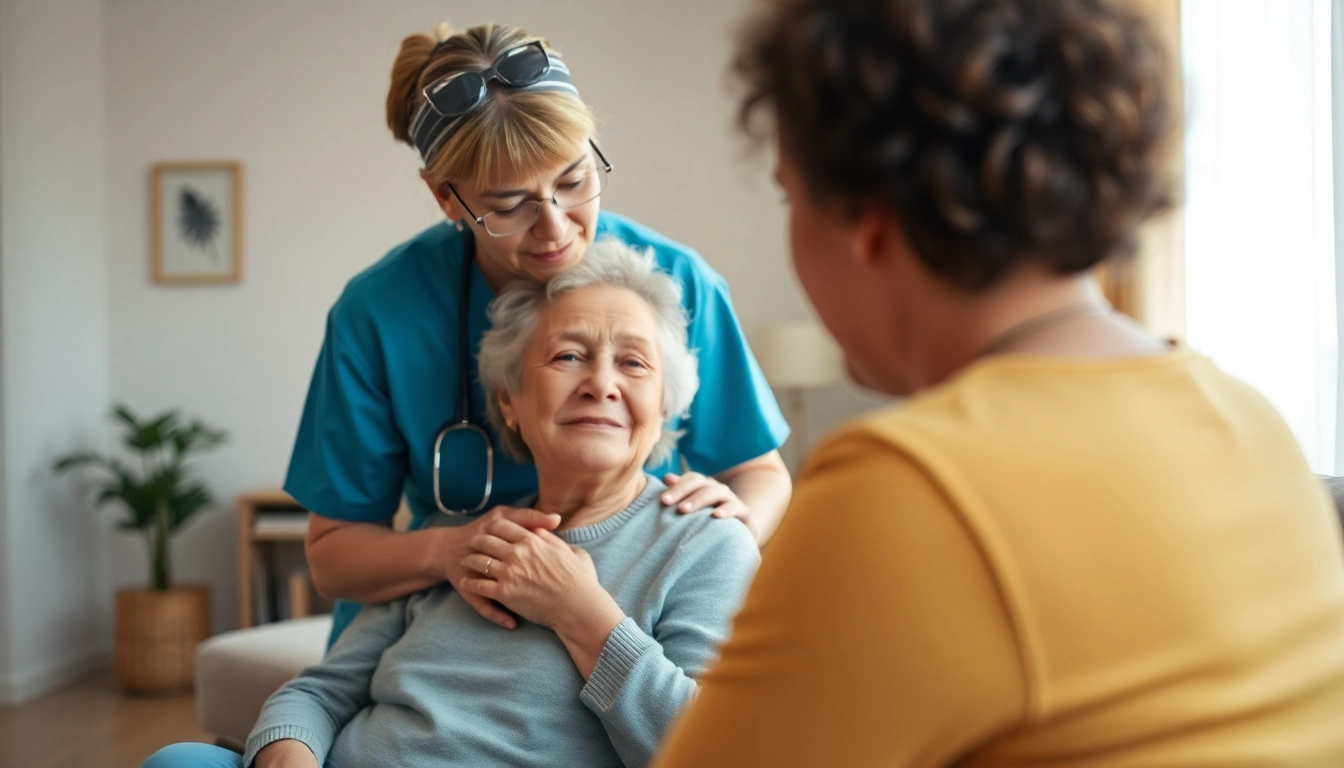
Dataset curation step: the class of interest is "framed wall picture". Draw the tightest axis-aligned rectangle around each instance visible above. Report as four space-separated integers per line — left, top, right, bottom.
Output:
150 161 244 284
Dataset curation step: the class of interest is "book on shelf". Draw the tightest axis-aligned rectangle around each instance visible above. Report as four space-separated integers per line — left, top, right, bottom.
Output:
288 570 313 618
251 543 320 624
274 582 290 622
251 563 272 626
252 510 309 536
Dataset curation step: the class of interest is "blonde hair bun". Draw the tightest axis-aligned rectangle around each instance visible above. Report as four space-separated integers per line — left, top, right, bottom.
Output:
384 23 597 186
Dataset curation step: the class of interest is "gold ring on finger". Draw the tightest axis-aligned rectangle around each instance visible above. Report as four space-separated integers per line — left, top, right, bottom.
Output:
484 557 493 577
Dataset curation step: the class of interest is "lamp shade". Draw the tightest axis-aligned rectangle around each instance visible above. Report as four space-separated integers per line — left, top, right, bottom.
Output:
753 321 844 389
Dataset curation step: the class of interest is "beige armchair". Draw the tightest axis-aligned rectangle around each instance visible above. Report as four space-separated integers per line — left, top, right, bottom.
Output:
195 614 332 750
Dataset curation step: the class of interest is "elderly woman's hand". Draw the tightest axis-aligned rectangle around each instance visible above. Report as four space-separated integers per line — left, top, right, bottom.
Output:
662 471 754 530
437 506 561 630
460 517 624 635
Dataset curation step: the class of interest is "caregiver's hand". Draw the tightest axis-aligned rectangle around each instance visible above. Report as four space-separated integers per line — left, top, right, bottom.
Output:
662 471 752 527
438 506 560 630
460 519 622 633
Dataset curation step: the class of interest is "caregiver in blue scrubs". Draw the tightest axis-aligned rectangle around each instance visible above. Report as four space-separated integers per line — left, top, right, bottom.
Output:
287 21 793 646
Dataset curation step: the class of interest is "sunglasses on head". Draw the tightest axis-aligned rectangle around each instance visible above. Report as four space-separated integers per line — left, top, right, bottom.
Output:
411 40 579 164
422 41 554 119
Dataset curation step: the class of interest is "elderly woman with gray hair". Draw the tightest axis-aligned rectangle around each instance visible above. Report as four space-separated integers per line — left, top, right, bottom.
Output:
142 240 759 768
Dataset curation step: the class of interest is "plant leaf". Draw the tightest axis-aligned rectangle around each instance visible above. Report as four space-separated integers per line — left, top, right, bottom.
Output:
122 410 180 453
111 403 140 433
171 420 228 458
53 404 227 538
52 452 107 475
112 464 157 530
171 481 214 531
95 487 124 508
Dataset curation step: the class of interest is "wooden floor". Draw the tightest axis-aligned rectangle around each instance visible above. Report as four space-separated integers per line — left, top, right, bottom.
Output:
0 669 214 768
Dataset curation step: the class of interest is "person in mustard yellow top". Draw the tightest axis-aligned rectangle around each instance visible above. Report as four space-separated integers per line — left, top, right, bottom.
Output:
654 0 1344 766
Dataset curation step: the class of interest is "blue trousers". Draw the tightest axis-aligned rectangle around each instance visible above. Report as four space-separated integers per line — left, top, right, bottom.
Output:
142 742 244 768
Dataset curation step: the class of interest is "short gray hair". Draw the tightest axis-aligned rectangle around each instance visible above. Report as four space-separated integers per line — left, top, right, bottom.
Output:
477 238 699 467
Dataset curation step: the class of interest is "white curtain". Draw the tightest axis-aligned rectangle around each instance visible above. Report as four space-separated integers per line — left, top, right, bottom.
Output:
1182 0 1338 473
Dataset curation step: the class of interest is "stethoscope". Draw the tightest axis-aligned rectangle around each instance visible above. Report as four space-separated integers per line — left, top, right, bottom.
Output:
432 245 494 515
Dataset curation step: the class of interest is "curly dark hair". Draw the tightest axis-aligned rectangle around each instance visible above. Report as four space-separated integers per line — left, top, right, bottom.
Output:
734 0 1174 290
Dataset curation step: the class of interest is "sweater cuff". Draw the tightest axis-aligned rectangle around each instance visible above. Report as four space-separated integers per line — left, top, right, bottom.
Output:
580 616 657 711
243 725 323 768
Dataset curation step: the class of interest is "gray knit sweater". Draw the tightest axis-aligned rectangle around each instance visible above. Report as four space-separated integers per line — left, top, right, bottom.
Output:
243 477 758 767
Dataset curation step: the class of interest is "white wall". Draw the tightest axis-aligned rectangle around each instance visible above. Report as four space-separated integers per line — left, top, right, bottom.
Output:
1333 0 1344 475
0 0 113 703
103 1 877 636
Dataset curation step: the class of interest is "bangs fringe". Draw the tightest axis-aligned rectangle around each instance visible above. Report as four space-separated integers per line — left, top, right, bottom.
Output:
431 91 595 186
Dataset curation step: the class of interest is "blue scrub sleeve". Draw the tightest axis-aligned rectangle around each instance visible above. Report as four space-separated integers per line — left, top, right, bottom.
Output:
284 308 406 523
678 273 790 476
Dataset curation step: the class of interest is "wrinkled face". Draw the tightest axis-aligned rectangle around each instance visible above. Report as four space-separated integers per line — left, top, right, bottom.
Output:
437 138 603 286
500 286 666 474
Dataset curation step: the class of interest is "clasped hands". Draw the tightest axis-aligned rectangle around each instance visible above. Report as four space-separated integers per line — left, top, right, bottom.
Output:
442 473 749 630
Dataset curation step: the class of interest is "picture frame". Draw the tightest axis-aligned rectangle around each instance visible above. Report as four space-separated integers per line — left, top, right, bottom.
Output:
150 161 244 284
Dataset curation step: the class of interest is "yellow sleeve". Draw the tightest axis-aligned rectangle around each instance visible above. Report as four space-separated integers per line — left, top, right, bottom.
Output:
654 428 1027 766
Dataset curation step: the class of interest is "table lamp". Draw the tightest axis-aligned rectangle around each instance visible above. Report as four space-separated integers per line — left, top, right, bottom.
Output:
753 321 845 470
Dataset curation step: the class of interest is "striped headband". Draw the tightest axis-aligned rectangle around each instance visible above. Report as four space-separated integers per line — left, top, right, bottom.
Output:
409 44 581 166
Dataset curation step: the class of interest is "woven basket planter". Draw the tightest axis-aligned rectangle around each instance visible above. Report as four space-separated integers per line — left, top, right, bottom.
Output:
114 585 210 696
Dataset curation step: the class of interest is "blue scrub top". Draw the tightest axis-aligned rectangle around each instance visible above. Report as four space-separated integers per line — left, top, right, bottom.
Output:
284 211 789 644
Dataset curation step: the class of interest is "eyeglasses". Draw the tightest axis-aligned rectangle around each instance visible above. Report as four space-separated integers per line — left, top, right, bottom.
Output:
448 140 613 237
422 41 555 120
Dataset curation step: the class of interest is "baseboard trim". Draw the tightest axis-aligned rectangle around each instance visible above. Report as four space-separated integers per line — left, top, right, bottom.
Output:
0 644 111 704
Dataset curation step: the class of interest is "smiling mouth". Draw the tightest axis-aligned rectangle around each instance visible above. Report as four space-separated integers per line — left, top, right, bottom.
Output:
564 417 623 428
527 240 574 262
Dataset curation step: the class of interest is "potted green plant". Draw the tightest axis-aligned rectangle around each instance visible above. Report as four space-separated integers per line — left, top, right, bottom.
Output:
54 404 227 695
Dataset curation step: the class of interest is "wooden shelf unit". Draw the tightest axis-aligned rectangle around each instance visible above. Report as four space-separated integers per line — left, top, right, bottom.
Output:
236 488 314 629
